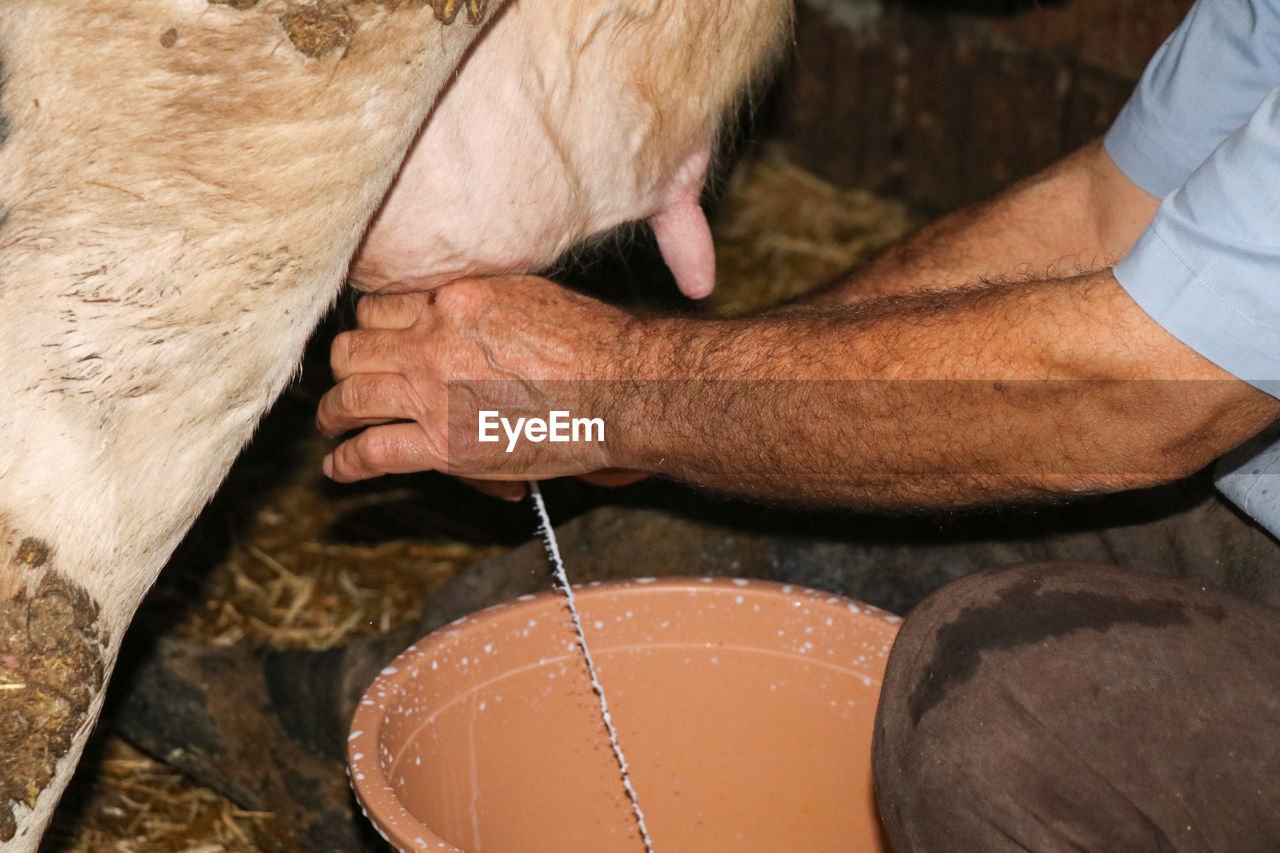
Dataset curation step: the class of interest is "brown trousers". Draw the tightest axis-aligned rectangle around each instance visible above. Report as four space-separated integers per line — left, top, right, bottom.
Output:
873 563 1280 852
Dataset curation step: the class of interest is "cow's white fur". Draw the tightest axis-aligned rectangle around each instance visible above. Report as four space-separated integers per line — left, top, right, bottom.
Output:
0 2 493 843
0 0 791 846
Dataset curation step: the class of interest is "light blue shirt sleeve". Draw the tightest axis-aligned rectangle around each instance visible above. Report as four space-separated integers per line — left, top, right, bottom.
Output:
1114 87 1280 395
1105 0 1280 198
1103 0 1280 537
1215 426 1280 531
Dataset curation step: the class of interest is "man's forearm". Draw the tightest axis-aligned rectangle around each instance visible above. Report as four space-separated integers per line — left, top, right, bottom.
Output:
611 271 1279 507
809 140 1160 304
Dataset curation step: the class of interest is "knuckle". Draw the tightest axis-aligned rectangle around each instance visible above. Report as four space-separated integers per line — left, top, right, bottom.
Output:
338 377 368 413
352 430 390 469
355 296 381 327
316 394 339 435
437 278 493 313
422 419 449 458
391 374 424 416
388 334 418 371
330 332 353 374
431 285 459 311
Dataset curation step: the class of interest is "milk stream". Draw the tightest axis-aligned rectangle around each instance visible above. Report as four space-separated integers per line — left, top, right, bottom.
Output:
529 481 656 853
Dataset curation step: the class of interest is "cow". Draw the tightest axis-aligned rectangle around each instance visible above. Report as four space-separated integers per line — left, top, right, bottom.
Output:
0 0 791 847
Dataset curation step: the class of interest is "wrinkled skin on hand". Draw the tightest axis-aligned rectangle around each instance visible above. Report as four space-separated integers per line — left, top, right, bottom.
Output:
353 0 791 300
318 277 648 496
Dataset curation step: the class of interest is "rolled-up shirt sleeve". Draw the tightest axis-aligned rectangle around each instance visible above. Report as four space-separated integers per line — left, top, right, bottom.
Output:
1103 0 1280 535
1105 0 1280 199
1113 86 1280 396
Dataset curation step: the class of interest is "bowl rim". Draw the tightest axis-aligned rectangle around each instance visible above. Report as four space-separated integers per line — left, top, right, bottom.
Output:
347 575 901 853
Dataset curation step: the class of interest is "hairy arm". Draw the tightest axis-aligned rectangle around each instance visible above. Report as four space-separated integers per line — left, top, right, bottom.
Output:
603 142 1275 505
611 270 1277 506
811 140 1161 301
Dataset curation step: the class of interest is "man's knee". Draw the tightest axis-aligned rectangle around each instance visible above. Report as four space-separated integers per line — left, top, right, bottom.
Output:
869 562 1109 852
877 561 1198 732
871 562 1280 852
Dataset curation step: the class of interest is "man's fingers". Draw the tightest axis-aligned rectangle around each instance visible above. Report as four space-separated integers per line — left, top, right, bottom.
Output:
330 327 432 381
316 373 427 437
355 290 435 330
323 422 444 482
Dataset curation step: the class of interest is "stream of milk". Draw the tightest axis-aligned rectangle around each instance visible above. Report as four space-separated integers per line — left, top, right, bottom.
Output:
528 481 655 853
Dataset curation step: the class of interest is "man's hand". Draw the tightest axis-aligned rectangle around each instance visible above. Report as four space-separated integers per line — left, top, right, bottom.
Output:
317 276 645 491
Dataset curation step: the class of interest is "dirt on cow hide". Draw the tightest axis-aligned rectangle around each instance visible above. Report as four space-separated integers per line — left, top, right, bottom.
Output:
44 148 917 852
279 4 355 58
0 551 109 843
424 0 487 26
210 0 485 61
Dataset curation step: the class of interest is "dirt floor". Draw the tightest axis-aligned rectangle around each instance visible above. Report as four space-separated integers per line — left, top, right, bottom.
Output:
42 148 916 852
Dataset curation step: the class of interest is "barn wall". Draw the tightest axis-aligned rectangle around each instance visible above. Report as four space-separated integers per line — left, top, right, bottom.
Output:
772 0 1196 211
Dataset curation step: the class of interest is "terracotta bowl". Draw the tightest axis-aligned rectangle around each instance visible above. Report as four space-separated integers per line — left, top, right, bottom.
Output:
348 578 900 853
